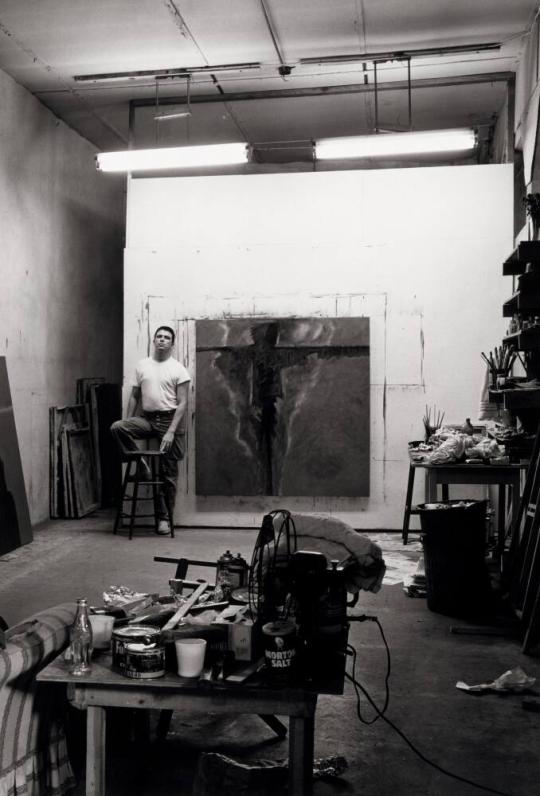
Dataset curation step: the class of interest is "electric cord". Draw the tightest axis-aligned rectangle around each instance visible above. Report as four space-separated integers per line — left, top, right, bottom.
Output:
347 616 390 723
346 625 511 796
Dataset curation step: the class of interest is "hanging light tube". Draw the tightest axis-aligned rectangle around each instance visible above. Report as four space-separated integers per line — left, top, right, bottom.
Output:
315 128 476 159
96 142 249 172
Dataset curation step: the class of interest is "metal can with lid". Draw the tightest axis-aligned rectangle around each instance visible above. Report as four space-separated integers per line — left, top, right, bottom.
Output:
112 624 165 679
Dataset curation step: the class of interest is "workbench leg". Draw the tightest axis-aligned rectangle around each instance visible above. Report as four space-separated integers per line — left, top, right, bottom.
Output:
426 471 438 502
289 716 314 795
509 474 521 552
86 706 106 796
497 484 506 556
402 465 416 544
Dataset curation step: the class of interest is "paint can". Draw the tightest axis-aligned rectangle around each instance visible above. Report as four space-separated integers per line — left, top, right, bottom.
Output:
112 624 165 679
262 620 297 684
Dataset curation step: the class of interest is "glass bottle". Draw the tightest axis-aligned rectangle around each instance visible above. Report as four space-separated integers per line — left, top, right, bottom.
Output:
462 418 474 435
69 598 93 676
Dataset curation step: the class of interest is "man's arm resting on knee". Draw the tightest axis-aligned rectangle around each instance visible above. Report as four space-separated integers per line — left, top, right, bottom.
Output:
126 386 141 418
160 383 188 453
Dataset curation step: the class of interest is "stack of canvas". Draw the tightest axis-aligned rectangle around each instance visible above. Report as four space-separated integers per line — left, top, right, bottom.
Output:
49 403 98 519
49 379 122 518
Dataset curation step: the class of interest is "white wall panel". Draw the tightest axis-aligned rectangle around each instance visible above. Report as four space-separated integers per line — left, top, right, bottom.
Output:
0 68 125 522
124 164 512 529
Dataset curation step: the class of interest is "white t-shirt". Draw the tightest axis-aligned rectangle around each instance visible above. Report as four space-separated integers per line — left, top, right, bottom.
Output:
134 357 191 414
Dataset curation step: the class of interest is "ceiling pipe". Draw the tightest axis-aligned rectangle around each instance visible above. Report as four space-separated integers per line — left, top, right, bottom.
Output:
74 62 261 83
300 41 501 66
129 71 514 108
74 43 500 85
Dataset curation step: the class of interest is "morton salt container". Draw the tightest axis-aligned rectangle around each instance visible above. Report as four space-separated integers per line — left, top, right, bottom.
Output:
111 624 165 679
261 619 297 684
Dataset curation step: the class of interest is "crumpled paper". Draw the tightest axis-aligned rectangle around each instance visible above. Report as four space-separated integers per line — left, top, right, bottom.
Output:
427 434 475 464
466 438 504 461
456 667 536 694
102 585 153 615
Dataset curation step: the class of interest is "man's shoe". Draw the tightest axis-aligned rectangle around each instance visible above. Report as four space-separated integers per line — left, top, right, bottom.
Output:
156 520 171 535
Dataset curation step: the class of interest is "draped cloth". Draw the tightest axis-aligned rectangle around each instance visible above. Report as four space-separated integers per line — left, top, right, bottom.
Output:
273 512 385 594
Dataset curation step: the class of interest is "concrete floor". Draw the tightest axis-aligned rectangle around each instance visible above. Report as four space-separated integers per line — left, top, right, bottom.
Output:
1 512 539 796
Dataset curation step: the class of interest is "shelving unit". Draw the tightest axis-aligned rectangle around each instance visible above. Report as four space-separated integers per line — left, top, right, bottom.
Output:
503 329 540 349
503 241 540 275
499 240 540 428
503 291 540 317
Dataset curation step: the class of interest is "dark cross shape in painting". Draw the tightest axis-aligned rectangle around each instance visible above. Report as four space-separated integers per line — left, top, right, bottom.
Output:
195 317 370 497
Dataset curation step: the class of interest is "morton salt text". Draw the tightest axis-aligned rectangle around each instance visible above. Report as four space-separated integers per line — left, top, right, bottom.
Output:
266 649 295 667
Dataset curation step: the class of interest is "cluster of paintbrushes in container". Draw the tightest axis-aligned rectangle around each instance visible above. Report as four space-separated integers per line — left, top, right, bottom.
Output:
423 404 445 442
481 345 519 388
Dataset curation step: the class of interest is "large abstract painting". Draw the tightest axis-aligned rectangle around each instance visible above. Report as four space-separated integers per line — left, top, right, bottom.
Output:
195 317 370 497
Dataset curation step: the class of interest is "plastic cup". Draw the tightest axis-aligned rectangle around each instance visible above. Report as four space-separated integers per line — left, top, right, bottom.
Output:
89 614 115 649
175 638 207 678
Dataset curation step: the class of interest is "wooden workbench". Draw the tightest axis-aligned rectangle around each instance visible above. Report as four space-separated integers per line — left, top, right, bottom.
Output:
37 652 319 795
402 460 526 550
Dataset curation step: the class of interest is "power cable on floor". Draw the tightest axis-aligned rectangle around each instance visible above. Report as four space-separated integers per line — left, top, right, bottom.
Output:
346 625 511 796
347 616 390 723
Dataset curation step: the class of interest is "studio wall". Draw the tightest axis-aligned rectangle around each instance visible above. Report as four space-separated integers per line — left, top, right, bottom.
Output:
0 68 125 523
124 164 513 529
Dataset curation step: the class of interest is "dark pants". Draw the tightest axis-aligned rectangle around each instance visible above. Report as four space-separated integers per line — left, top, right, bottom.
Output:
110 412 185 519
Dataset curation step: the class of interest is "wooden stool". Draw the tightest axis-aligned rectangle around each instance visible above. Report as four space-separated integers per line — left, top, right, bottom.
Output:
113 451 174 540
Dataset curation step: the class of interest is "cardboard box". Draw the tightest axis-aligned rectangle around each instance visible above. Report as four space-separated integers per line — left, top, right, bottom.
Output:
228 620 254 661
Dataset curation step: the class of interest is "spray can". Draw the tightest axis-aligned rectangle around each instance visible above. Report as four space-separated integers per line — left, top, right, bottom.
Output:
216 551 249 590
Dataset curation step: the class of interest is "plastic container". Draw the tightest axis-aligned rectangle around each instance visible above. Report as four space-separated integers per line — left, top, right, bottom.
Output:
415 499 493 618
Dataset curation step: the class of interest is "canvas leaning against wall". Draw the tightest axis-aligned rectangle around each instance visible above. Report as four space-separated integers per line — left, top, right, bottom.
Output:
0 357 32 555
195 317 370 497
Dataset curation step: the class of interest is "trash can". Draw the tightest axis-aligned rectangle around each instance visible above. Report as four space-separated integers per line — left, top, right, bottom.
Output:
415 499 493 618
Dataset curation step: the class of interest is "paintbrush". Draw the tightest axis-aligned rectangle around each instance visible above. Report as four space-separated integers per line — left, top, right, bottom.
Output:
481 352 492 370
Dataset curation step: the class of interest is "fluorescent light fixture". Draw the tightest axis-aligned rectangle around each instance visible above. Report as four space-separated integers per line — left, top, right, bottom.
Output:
154 110 192 121
96 143 249 172
315 129 476 159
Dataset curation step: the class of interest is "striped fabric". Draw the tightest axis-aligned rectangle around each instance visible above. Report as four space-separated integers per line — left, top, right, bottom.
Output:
0 603 77 796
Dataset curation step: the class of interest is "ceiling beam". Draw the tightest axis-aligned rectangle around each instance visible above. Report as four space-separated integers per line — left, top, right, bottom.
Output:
129 71 514 107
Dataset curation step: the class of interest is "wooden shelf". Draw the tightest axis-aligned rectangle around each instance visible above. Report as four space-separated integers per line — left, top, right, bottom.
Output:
503 291 540 317
503 242 540 275
503 328 540 349
518 270 540 291
502 388 540 410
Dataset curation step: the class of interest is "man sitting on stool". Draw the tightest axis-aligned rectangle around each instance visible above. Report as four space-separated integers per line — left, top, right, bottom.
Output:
110 326 191 535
